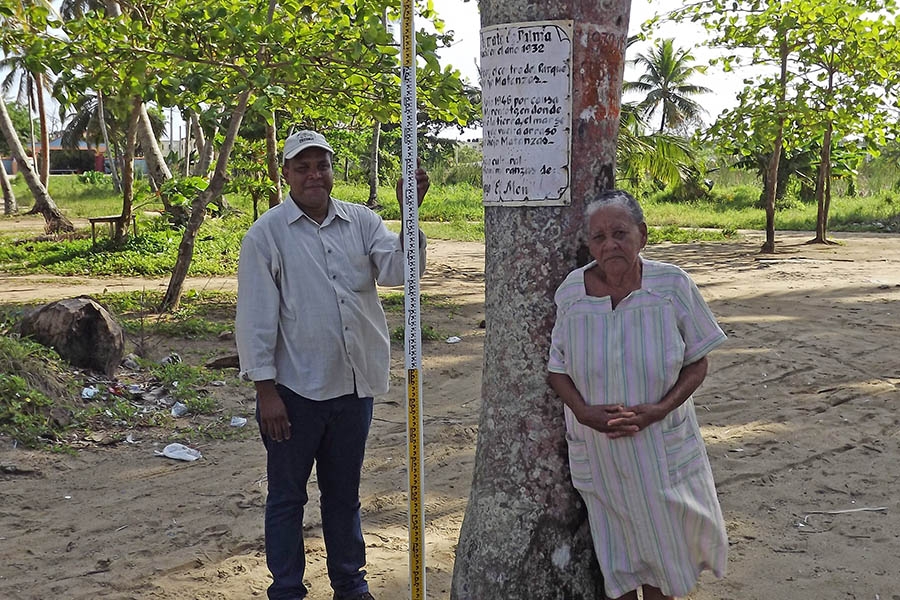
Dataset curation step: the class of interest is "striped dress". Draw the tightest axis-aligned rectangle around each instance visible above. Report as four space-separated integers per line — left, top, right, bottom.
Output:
548 258 728 598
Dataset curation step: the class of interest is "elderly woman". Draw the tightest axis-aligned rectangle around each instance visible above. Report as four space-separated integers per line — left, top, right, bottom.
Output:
547 190 728 600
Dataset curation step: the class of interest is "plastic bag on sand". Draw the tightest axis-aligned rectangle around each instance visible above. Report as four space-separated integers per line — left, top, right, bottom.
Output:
155 443 202 462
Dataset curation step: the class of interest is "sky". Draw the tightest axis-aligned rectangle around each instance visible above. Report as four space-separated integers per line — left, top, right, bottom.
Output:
433 0 750 139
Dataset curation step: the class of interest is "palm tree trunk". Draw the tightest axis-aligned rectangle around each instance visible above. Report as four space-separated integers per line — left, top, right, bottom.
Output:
1 158 17 215
191 113 215 177
0 95 73 233
35 72 50 188
137 102 172 188
27 74 39 176
452 0 628 596
97 91 123 194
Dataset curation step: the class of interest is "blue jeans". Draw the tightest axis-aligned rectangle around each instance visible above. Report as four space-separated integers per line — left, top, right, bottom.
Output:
260 385 373 600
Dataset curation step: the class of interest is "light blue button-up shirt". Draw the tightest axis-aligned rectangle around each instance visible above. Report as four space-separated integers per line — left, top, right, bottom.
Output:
236 196 426 400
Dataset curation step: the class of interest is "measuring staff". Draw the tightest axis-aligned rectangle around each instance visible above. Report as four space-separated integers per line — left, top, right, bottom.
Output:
400 0 425 599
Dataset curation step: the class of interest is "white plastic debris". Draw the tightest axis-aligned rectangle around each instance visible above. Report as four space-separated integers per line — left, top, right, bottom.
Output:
230 416 248 427
155 443 202 462
81 386 100 399
170 402 189 417
160 353 182 365
211 380 227 387
445 336 462 344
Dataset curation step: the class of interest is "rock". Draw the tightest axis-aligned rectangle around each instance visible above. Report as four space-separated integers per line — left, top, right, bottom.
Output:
19 297 125 377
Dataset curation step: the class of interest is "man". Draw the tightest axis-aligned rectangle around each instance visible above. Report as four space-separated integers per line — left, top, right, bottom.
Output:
236 129 429 600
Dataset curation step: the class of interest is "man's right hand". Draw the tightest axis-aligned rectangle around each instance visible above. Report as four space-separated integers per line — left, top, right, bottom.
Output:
255 381 291 441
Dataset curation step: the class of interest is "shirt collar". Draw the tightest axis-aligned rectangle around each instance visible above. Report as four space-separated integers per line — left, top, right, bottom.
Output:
283 195 352 226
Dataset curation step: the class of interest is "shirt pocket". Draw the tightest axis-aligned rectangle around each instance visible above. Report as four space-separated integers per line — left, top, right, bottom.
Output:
661 408 706 485
566 434 594 492
347 254 375 292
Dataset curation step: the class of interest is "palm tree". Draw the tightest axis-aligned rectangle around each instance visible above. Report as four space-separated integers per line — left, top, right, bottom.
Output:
625 38 711 134
616 101 698 189
0 53 54 187
58 89 129 191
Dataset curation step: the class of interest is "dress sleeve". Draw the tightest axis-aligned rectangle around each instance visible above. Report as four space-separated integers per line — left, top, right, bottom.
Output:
548 276 578 374
673 272 727 365
548 311 568 374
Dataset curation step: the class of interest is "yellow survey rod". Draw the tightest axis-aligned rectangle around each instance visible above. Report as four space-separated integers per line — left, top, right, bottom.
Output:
400 1 425 599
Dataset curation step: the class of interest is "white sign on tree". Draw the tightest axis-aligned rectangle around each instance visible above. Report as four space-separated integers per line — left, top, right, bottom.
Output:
481 20 573 206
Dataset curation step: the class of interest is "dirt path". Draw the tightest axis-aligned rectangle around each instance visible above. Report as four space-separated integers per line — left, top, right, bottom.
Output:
1 232 899 599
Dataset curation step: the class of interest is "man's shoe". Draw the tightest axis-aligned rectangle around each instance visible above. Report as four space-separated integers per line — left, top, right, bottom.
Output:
333 592 375 600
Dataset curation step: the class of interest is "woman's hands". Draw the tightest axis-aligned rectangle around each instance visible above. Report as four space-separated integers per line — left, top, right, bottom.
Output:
575 403 640 438
548 371 669 438
601 402 668 437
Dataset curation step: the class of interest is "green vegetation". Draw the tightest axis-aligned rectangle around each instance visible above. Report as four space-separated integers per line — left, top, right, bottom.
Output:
391 323 443 343
0 288 245 450
0 333 77 449
4 169 898 281
380 292 458 313
98 289 236 339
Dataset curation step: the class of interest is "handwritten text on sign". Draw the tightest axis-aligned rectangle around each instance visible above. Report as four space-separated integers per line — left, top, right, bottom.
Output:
481 21 573 206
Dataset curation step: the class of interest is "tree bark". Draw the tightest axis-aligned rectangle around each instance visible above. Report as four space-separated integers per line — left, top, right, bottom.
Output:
452 1 630 598
0 96 73 233
114 99 142 244
367 120 381 208
35 72 50 188
266 119 282 208
1 157 17 215
159 89 252 312
97 90 123 194
813 71 836 245
761 35 789 254
137 102 172 189
190 112 214 177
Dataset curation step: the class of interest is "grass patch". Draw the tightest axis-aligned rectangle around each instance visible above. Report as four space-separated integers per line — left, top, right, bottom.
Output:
379 292 458 313
648 225 737 244
0 333 78 449
390 323 444 343
97 289 236 340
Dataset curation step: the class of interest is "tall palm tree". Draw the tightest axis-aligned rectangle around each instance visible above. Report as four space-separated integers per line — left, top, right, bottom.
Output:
0 53 54 187
625 38 711 134
616 101 698 189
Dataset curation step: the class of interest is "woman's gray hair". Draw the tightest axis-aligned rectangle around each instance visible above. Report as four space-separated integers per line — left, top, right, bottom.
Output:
584 190 645 227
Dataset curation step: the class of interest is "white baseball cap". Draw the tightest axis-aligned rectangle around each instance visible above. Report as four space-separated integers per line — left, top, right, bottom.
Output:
283 130 334 163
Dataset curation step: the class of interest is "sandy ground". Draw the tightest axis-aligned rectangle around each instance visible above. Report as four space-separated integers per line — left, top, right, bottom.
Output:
1 221 899 600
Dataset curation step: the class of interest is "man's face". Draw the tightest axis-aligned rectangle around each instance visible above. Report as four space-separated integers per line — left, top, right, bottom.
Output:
282 147 334 214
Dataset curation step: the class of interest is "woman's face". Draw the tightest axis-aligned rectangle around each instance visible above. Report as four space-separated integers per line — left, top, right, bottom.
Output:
586 205 648 277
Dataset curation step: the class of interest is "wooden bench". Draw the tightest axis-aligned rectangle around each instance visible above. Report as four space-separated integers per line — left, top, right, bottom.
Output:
88 214 138 247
